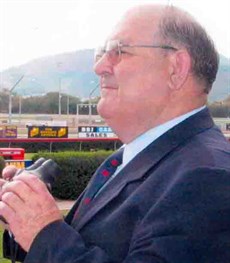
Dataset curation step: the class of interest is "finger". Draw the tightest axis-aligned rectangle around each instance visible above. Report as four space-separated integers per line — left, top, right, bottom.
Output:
1 191 25 213
0 190 42 227
0 180 35 203
2 165 18 181
13 172 48 195
1 174 55 211
0 201 16 226
12 174 55 210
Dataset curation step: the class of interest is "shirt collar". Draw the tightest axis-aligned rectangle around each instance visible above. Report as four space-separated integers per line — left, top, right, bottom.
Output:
122 106 206 167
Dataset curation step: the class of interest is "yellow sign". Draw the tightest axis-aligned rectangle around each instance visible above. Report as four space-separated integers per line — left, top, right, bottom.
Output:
28 126 68 138
5 161 25 169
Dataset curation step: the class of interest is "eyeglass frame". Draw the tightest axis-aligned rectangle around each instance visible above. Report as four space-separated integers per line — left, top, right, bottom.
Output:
94 39 178 65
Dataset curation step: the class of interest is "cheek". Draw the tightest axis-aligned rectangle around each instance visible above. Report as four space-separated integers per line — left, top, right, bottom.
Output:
116 59 154 91
115 67 148 101
117 66 169 108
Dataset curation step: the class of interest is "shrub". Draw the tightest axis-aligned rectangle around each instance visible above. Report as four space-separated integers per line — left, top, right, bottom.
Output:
0 141 122 153
32 151 113 200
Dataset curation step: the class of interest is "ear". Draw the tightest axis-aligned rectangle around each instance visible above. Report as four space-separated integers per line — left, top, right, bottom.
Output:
167 50 191 90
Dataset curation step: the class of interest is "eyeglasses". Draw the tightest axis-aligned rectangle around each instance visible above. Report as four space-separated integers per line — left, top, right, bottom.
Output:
94 39 178 65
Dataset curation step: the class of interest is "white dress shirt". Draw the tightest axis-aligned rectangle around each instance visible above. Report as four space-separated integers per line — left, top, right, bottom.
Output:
97 105 206 196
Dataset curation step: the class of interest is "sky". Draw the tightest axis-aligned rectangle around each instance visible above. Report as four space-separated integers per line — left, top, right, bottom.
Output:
0 0 230 71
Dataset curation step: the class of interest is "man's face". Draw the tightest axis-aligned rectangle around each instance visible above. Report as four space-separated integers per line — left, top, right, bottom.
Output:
94 10 172 134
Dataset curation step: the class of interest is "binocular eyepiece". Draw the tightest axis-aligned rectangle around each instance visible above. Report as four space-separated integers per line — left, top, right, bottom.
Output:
16 157 62 191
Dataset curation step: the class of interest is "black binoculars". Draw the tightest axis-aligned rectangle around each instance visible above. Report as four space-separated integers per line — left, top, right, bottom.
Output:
0 158 62 224
15 157 62 190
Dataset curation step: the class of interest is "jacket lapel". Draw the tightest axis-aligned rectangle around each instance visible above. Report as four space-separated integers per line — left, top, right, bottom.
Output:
73 108 214 230
65 189 86 224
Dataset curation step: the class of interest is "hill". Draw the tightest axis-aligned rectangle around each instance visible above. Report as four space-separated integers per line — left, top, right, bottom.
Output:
0 49 229 102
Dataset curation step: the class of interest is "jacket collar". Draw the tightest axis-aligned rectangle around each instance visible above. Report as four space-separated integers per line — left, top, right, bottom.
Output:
72 108 214 230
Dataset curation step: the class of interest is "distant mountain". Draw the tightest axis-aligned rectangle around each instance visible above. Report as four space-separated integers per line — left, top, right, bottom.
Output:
0 49 229 102
209 56 230 102
0 49 99 99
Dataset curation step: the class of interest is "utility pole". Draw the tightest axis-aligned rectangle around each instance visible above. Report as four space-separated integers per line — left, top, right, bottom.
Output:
19 95 22 120
57 62 63 116
8 75 24 124
76 102 79 127
67 94 69 115
58 77 62 115
89 83 99 125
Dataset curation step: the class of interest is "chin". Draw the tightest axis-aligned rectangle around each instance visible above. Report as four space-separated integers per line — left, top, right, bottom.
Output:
97 99 117 120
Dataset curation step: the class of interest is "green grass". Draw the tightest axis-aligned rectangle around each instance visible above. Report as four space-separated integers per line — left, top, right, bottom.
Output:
24 153 35 159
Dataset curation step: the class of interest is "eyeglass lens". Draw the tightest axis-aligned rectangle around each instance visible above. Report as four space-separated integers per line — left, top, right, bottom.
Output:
94 41 121 65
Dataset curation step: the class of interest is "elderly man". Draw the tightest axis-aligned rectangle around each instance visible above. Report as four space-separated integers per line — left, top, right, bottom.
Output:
1 4 230 263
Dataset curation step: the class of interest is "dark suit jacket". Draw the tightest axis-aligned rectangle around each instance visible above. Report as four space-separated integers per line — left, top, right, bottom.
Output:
4 108 230 262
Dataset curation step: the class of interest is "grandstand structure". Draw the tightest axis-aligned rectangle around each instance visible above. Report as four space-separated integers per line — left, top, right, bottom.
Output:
0 113 229 140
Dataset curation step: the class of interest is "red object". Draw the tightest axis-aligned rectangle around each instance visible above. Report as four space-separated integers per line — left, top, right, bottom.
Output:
102 169 110 177
0 148 25 160
84 197 91 205
111 159 119 166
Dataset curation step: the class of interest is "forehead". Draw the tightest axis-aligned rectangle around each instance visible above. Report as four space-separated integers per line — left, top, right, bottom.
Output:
107 5 164 44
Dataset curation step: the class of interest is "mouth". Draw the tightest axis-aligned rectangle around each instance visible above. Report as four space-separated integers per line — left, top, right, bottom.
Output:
101 84 118 90
100 85 118 97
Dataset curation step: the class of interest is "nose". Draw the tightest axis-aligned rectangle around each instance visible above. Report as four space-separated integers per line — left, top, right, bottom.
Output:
93 54 113 76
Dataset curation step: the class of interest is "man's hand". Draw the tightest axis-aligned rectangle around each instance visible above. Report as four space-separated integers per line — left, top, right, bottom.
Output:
0 172 63 251
0 165 17 225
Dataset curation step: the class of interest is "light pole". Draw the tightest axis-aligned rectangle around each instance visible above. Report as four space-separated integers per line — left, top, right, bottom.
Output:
19 95 22 120
58 77 62 115
57 62 63 116
8 75 24 124
76 101 79 127
89 83 99 125
66 94 69 115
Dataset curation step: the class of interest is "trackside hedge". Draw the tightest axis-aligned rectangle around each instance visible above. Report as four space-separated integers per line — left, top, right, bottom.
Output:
0 141 122 152
32 151 113 200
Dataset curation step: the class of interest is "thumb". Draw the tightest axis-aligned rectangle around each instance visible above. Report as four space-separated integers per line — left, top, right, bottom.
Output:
2 165 18 181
